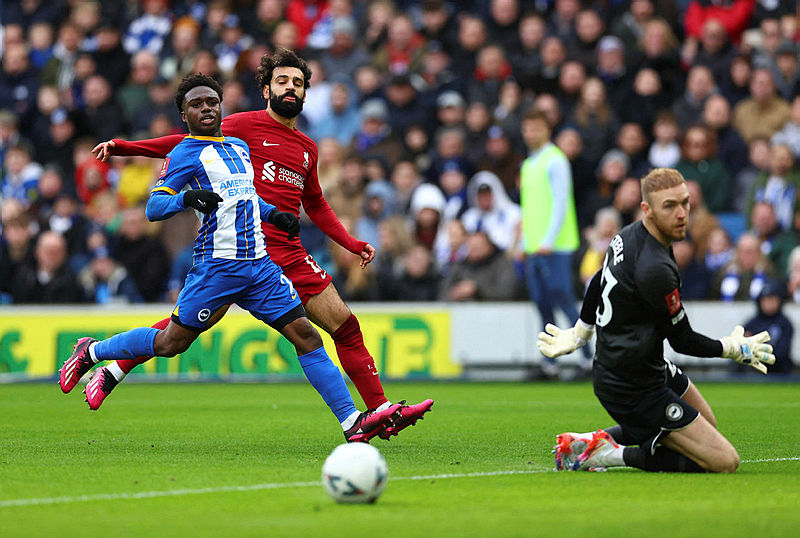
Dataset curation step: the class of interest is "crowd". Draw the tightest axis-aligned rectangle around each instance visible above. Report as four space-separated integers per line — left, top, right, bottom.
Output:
1 0 800 315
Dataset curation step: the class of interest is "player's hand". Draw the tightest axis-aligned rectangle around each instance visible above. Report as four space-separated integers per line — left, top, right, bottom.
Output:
720 326 775 374
537 321 595 359
269 210 300 240
92 140 116 162
184 189 223 214
360 243 376 269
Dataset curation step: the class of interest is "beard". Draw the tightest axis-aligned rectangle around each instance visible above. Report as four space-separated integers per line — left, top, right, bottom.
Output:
270 92 304 118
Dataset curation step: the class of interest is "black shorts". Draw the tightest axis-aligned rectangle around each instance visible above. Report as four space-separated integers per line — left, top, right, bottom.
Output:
595 359 698 447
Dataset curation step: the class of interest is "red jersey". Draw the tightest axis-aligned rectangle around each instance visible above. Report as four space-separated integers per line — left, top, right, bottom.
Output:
112 110 366 259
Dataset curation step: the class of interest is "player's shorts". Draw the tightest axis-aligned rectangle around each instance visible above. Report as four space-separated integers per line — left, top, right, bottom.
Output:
594 361 699 448
172 256 302 331
267 243 332 304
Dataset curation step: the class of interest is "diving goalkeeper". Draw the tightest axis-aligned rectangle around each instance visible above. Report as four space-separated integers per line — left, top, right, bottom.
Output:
538 168 775 473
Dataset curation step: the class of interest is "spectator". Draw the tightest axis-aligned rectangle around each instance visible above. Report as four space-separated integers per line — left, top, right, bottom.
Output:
389 160 422 216
466 44 513 108
285 0 328 50
555 127 594 217
123 0 172 55
683 0 756 46
547 0 580 44
691 18 737 84
440 231 518 301
409 183 446 250
362 0 394 53
78 246 142 304
635 18 683 101
214 14 254 78
461 171 521 252
77 75 124 141
91 22 130 89
685 180 721 262
316 137 345 193
772 40 799 101
702 93 749 177
12 230 85 303
732 67 790 143
555 60 587 119
39 21 82 91
328 217 374 302
0 211 36 303
158 16 201 82
510 12 546 89
624 66 670 135
577 149 630 230
380 244 441 302
1 142 42 204
705 227 734 275
401 124 433 179
740 279 794 374
436 161 469 224
530 36 566 96
28 22 55 71
436 91 466 130
428 126 471 185
351 99 404 168
434 218 469 276
567 77 620 170
374 215 415 296
318 16 370 81
419 0 458 54
112 207 169 302
0 42 40 131
325 153 366 221
451 14 488 80
672 64 717 129
372 13 425 75
418 40 460 96
675 124 733 213
476 125 522 201
576 206 622 288
746 143 800 231
310 81 361 147
355 180 395 250
493 79 526 153
749 200 797 279
610 0 655 53
771 95 800 159
648 111 681 169
117 51 160 127
720 52 753 106
711 232 774 301
384 74 431 136
616 122 650 178
487 0 521 53
673 238 711 300
568 9 606 71
733 136 772 212
596 35 633 118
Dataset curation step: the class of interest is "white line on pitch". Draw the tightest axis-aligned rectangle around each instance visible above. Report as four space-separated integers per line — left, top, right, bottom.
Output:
1 458 797 508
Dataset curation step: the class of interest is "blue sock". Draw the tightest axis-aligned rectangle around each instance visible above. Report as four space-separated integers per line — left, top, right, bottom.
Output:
297 346 357 423
94 328 158 361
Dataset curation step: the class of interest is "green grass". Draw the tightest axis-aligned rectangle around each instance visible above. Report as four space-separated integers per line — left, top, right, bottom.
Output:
1 382 799 537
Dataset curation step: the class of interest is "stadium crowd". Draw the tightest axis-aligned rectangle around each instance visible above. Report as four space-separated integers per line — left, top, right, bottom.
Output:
1 0 800 308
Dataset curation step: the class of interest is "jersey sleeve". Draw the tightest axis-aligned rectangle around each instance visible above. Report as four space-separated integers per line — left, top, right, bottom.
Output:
635 261 685 326
111 135 185 158
145 146 196 221
579 269 602 326
302 148 367 255
258 198 276 220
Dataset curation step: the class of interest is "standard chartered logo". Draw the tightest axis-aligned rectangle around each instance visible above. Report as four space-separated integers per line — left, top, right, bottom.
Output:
262 161 276 182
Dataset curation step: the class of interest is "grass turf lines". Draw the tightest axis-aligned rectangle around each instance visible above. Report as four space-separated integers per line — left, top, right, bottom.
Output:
1 382 798 537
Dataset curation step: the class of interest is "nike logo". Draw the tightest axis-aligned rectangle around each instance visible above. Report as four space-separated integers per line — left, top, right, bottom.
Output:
203 159 215 164
263 141 280 146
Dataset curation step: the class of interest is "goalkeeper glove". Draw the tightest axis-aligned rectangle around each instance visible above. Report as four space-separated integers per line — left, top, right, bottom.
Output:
268 210 300 240
537 320 595 359
184 189 223 214
720 325 775 375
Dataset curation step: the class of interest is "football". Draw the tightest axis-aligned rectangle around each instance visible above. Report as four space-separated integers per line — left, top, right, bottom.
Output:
321 443 389 504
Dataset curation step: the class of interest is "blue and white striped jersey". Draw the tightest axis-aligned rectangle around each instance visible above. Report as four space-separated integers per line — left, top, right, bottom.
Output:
147 135 276 263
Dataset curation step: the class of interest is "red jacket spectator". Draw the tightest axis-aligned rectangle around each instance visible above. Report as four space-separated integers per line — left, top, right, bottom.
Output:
684 0 756 45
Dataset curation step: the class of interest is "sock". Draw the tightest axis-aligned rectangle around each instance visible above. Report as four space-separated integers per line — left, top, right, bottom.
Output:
604 425 634 445
88 342 100 363
340 410 361 431
106 361 127 382
297 346 358 424
623 446 705 473
93 328 158 361
375 401 393 412
332 314 387 409
116 317 171 374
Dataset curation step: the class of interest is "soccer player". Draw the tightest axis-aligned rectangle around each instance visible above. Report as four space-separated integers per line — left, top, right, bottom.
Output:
538 168 775 473
60 74 402 443
91 49 432 438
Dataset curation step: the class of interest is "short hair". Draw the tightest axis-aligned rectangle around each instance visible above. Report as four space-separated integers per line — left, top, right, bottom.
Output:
640 168 685 202
257 48 312 95
174 73 223 112
523 108 549 125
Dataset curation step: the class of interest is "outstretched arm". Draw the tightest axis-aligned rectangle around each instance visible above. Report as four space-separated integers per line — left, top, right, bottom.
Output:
92 135 185 161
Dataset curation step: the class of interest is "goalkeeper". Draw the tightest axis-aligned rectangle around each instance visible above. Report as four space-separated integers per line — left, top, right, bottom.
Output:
538 168 775 473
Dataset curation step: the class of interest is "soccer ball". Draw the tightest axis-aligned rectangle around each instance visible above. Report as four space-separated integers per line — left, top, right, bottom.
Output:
321 443 389 504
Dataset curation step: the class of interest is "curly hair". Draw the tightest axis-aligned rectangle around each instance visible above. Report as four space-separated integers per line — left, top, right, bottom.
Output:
256 48 312 96
174 73 223 112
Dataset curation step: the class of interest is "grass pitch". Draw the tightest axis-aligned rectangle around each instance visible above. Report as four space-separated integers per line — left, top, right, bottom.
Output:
1 381 798 537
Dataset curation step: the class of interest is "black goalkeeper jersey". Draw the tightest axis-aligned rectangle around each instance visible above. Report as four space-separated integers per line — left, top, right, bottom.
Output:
593 221 688 400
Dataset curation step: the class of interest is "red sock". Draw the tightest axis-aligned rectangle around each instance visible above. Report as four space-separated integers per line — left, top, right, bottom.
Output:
332 314 387 409
117 317 171 374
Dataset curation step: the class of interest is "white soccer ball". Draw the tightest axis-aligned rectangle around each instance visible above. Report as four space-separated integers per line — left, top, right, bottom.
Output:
321 443 389 504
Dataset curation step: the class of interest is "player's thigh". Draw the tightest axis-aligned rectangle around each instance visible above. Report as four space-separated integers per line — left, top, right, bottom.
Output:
681 382 717 428
661 416 739 473
173 262 243 331
279 251 332 304
238 258 302 325
304 282 352 334
154 321 199 356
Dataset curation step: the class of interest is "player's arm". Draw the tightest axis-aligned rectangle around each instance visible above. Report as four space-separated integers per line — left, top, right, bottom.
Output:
146 150 221 221
259 198 300 240
92 134 185 161
537 269 599 358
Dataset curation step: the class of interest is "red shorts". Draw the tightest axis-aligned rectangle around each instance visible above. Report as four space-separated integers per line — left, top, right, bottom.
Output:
267 241 331 304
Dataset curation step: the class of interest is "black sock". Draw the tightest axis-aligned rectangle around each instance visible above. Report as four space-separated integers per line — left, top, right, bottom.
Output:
604 425 628 444
623 446 705 473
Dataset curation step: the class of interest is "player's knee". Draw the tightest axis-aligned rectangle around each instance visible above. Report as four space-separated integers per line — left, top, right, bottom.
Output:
707 448 739 473
285 318 324 354
153 334 194 357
